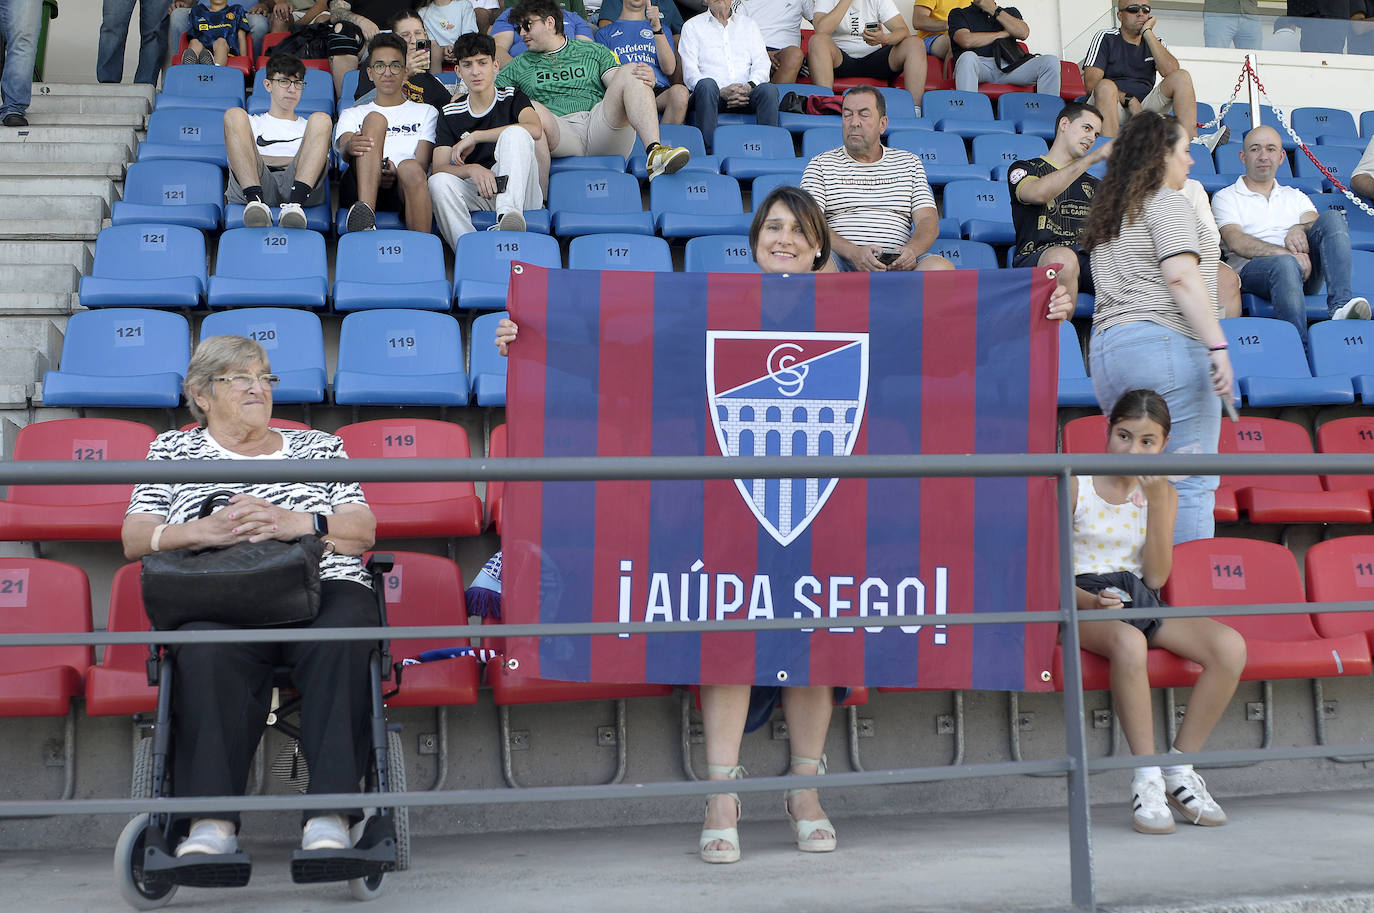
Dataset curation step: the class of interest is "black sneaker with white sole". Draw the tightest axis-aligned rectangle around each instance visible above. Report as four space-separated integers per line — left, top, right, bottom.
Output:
346 201 376 232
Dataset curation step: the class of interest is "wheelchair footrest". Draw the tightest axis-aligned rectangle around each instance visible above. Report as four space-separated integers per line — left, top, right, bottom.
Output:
289 840 396 884
143 845 253 888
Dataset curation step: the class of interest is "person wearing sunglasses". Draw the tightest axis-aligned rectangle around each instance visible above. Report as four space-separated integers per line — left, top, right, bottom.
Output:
223 52 332 229
491 0 597 66
1081 1 1228 151
334 31 438 232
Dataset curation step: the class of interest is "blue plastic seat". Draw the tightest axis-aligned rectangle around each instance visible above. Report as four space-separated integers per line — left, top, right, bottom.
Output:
683 234 760 273
78 224 207 309
886 129 988 184
1186 152 1231 194
750 172 806 208
1362 111 1374 140
970 133 1047 181
338 69 360 108
1292 106 1361 148
469 209 552 234
568 233 673 272
111 160 223 231
199 307 327 402
548 170 654 236
333 230 451 312
800 126 843 161
1293 146 1364 193
468 311 510 407
331 206 406 234
453 230 563 310
1221 105 1296 149
650 172 752 238
872 86 917 121
43 309 191 408
628 125 719 178
1312 194 1374 251
224 181 332 232
942 179 1014 245
926 239 999 270
207 228 329 310
156 64 245 111
775 83 840 133
996 92 1062 139
246 68 334 117
1214 143 1323 194
714 125 803 180
1223 316 1355 406
1308 319 1374 401
923 89 1013 137
138 108 228 166
1241 277 1327 323
333 309 469 406
1058 321 1097 406
548 155 627 175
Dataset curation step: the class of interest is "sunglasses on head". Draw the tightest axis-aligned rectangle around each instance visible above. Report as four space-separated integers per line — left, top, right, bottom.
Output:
1120 4 1150 12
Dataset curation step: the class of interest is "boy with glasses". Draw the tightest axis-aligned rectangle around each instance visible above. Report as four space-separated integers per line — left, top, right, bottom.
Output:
223 52 333 228
1082 1 1227 150
497 0 690 175
334 33 438 232
352 9 452 112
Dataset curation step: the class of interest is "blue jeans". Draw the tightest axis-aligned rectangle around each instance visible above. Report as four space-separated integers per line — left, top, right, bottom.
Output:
1237 208 1354 347
691 78 779 154
1203 13 1262 49
0 0 43 117
953 53 1060 97
98 0 175 84
167 4 268 63
1089 320 1221 544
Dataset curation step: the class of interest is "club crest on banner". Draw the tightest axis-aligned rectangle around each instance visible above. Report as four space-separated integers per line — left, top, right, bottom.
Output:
706 331 869 547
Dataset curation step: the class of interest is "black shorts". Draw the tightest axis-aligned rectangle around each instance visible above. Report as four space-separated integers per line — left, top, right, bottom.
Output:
339 163 406 215
1012 246 1094 295
834 45 895 80
328 20 365 58
1074 572 1162 641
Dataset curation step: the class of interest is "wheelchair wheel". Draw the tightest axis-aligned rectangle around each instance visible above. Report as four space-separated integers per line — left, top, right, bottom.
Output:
115 814 178 910
131 737 153 798
347 729 409 901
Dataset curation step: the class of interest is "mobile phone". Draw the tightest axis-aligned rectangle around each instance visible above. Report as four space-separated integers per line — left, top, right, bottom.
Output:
877 249 900 266
494 174 509 193
865 20 881 30
1103 587 1132 603
415 38 430 51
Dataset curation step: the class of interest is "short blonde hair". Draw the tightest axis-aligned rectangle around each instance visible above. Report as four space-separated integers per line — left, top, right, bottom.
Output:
184 335 271 426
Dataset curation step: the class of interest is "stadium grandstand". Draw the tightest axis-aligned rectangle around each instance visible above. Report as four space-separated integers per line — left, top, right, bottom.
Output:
6 1 1374 909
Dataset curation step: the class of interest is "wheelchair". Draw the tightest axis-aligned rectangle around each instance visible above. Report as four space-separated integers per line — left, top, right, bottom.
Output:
115 555 410 909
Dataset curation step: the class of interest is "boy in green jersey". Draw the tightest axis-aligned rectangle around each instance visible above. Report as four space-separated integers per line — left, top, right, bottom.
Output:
498 0 690 176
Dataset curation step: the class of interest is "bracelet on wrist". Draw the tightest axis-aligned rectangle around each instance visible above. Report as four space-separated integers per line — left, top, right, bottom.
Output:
150 523 169 553
1208 343 1228 352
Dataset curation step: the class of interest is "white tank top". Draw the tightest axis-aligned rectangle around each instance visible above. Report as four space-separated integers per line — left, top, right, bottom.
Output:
1072 475 1147 578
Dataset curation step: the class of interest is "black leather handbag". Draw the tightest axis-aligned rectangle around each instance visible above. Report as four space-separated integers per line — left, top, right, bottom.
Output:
992 36 1037 74
141 491 327 630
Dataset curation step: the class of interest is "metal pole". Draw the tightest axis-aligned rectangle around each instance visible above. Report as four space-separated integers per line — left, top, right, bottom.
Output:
1058 469 1095 911
1247 53 1260 132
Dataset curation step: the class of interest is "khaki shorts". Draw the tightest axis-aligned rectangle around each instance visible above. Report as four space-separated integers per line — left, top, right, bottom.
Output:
1088 80 1171 125
552 101 635 158
226 160 327 206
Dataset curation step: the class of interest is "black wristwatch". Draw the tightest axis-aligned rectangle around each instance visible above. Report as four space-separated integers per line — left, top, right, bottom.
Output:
653 27 664 34
313 513 330 536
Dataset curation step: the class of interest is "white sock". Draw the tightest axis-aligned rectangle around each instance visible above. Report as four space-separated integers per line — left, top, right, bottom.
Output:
1162 746 1191 777
1133 765 1161 781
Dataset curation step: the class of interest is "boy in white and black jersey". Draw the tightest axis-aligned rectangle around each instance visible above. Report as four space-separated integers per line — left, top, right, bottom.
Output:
429 32 548 245
224 52 333 229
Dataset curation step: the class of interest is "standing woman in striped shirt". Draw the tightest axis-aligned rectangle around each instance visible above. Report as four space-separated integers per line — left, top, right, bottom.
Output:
1081 112 1234 543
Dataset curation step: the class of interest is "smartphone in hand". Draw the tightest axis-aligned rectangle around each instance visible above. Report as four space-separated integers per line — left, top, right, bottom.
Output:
876 249 901 266
494 174 509 194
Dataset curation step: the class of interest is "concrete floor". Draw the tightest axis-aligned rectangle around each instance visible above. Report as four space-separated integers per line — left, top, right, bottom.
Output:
4 787 1374 913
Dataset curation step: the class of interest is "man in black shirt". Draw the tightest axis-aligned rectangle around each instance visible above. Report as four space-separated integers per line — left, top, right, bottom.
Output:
947 0 1060 96
429 32 548 245
1007 101 1111 300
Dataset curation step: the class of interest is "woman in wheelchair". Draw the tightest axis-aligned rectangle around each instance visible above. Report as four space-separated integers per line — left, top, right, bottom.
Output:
121 334 379 862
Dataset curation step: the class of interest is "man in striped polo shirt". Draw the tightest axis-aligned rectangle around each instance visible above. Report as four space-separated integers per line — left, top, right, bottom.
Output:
497 0 691 176
800 86 953 272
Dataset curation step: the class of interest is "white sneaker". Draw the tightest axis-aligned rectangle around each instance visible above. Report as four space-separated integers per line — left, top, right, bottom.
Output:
497 209 525 232
1164 769 1228 826
278 201 308 230
1333 296 1371 320
243 199 272 228
1193 125 1231 154
1130 774 1175 835
175 818 238 856
301 813 351 851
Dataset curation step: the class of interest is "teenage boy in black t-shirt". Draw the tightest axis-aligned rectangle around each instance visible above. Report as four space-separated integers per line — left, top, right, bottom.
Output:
429 32 548 245
1007 102 1112 300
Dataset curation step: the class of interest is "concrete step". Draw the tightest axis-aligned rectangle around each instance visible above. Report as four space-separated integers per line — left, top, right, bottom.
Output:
0 264 81 294
0 126 137 153
0 177 117 205
0 161 125 179
0 143 132 166
0 292 80 316
23 110 147 128
0 241 94 272
28 93 152 115
33 82 156 102
0 196 108 240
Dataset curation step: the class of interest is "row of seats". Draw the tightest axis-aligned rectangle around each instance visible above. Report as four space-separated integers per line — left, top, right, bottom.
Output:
1063 413 1374 525
1059 314 1374 409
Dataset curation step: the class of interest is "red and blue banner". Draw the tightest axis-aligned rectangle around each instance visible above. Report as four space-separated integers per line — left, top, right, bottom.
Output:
502 265 1060 691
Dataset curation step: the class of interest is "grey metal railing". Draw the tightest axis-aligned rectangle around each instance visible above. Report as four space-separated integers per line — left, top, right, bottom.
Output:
3 451 1374 912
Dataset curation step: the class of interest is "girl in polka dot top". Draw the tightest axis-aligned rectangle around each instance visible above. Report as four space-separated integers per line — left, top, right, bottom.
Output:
1071 389 1246 837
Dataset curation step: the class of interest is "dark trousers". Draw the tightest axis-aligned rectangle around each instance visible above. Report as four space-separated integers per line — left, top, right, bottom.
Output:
170 579 378 828
692 78 781 154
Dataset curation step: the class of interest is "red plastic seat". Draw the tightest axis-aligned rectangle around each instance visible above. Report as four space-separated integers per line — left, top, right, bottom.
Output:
334 419 483 539
487 423 506 534
1305 535 1374 649
1051 644 1201 692
176 31 253 78
1162 537 1371 681
1218 417 1370 523
0 418 158 541
938 46 1027 98
1059 60 1086 101
84 563 157 716
256 31 329 73
1314 415 1374 498
0 558 93 717
376 551 481 708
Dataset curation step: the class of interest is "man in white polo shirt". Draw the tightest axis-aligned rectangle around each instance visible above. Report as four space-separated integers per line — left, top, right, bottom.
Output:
679 0 778 153
1212 125 1370 347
